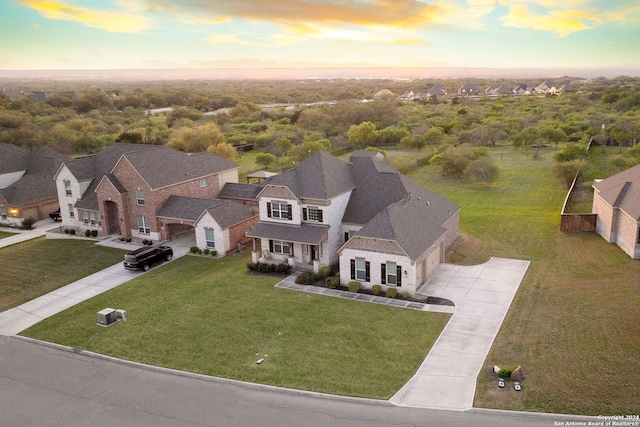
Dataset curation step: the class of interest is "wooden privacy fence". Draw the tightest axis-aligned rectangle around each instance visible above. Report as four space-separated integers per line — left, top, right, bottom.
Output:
559 136 597 233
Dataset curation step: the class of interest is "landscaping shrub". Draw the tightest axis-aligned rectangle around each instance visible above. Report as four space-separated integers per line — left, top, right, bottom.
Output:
64 229 70 234
317 266 331 280
348 281 361 293
210 250 217 256
190 246 199 253
91 230 98 237
325 276 339 289
197 248 202 254
85 230 91 237
246 262 291 275
498 367 516 378
402 291 410 299
21 217 36 230
371 284 382 296
386 288 398 298
295 271 317 285
203 248 210 255
69 229 76 235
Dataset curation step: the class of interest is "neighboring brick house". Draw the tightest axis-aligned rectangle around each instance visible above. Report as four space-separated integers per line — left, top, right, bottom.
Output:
247 150 460 296
592 164 640 259
0 143 69 225
53 143 256 256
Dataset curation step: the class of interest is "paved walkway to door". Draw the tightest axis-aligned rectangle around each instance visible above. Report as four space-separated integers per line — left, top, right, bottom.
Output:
390 257 530 411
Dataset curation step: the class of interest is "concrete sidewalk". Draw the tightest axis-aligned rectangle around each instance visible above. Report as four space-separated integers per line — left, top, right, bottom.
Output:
390 257 530 411
0 219 59 249
0 233 194 336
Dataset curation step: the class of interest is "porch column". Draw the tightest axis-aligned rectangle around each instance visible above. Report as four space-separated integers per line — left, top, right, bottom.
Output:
251 238 259 263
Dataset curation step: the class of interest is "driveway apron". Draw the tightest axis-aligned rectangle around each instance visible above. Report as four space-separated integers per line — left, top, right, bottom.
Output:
390 257 530 410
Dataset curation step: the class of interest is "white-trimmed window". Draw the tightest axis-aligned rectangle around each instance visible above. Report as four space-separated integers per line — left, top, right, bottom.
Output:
90 211 97 226
200 178 208 187
355 259 367 281
0 206 6 220
268 201 291 220
64 180 72 196
68 203 74 218
97 212 102 226
304 207 323 222
205 228 215 248
136 189 145 205
381 261 402 287
271 240 290 255
137 215 150 234
83 210 89 225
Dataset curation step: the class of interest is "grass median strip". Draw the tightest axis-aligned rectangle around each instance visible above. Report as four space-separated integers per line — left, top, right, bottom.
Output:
0 237 127 312
21 252 450 399
0 231 18 240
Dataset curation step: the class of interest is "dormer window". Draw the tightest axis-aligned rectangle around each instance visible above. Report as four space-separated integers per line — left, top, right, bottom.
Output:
64 180 72 196
136 189 145 205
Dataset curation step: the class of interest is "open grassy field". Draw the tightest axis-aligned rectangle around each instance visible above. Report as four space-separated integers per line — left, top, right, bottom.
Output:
0 231 17 240
411 146 640 415
21 252 450 399
0 238 127 312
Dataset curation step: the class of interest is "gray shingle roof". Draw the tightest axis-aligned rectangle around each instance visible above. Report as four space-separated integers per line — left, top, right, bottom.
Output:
0 143 29 175
157 196 225 221
593 163 640 220
203 201 257 229
121 148 238 189
219 182 263 200
0 145 70 205
265 150 355 200
247 221 329 245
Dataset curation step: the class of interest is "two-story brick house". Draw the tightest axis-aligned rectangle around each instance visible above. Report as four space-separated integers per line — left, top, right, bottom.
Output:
247 150 460 296
53 143 257 255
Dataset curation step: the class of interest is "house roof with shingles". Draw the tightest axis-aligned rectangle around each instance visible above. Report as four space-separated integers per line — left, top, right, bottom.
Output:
261 150 355 200
0 145 70 205
201 200 257 229
157 195 225 221
354 197 448 260
426 84 447 96
219 182 263 200
0 143 30 175
118 147 237 190
458 83 480 93
593 163 640 220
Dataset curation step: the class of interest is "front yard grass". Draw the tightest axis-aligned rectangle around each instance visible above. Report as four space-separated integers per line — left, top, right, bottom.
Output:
0 238 127 312
413 146 640 415
21 252 450 399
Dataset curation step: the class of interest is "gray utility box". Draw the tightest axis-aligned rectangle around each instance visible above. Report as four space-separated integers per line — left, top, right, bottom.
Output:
97 308 117 327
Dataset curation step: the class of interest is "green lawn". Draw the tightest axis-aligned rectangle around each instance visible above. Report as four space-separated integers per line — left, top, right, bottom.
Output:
411 146 640 415
22 252 450 399
0 238 127 312
0 230 18 240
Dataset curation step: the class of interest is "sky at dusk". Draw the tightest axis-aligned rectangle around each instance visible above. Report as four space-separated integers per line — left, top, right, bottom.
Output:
1 0 640 71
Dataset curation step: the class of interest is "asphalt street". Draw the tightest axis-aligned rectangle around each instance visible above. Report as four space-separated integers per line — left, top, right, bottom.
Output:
0 336 597 427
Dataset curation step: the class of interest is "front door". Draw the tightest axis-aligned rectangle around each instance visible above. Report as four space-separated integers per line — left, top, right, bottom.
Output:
104 201 120 235
310 245 318 262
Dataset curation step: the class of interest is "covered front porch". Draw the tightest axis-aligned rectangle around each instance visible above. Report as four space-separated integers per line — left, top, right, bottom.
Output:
246 221 329 273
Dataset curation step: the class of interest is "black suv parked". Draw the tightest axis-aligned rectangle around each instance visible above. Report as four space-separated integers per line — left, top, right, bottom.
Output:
123 246 173 271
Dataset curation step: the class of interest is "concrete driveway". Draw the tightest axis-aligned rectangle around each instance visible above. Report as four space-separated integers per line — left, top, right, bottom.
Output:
0 231 195 336
0 218 59 249
390 257 530 411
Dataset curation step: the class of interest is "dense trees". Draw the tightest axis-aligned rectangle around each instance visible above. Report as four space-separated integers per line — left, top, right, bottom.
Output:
0 76 638 182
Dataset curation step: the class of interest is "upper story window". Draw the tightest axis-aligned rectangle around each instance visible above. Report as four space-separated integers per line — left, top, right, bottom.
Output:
64 180 72 196
200 178 208 188
68 203 74 218
136 189 145 206
303 207 323 223
267 201 292 220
